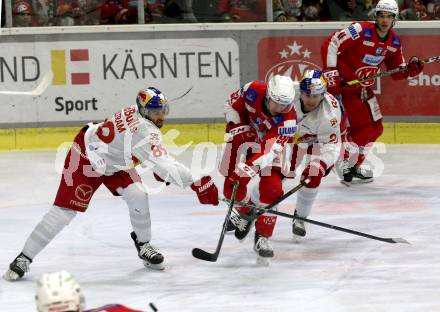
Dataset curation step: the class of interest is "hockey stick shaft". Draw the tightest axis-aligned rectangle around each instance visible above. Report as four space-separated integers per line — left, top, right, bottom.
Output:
345 55 440 86
220 178 310 222
265 210 409 244
259 178 310 212
192 181 240 262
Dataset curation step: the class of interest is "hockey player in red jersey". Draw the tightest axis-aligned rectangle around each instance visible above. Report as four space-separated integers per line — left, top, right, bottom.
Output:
35 270 144 312
4 87 219 281
221 75 298 261
84 304 143 312
321 0 424 185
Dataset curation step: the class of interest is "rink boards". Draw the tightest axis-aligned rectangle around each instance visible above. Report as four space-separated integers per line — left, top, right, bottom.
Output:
0 122 440 151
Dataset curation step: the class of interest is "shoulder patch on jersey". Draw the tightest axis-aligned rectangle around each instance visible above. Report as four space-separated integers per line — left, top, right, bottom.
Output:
347 24 360 40
391 36 401 47
244 87 259 105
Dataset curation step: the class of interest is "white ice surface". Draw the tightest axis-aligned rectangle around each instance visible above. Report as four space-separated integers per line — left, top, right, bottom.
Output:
0 145 439 312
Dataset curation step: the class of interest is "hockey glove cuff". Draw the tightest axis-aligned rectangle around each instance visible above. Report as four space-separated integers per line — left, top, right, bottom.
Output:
191 176 219 206
301 160 327 188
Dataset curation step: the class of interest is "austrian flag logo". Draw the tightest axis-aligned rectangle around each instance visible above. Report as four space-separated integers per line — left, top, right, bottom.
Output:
51 49 90 85
258 37 323 82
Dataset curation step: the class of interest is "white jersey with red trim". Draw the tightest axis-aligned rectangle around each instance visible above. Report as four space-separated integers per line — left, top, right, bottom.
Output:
288 82 342 170
84 105 193 187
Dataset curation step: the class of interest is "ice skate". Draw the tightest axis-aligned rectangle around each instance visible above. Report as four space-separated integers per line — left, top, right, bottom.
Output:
334 159 354 186
131 232 164 270
3 252 32 281
292 217 306 242
230 207 254 241
254 233 273 266
350 164 374 184
336 160 373 186
342 164 374 186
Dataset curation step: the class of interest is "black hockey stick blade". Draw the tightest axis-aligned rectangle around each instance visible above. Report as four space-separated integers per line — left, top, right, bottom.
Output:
192 181 240 262
192 247 218 262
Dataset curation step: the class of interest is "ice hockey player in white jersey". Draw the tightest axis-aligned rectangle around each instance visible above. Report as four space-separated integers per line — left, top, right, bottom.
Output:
287 70 342 239
35 270 144 312
4 87 219 281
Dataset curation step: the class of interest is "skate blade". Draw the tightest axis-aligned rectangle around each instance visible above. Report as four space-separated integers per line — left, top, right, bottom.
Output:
237 230 252 243
292 234 303 243
351 178 373 184
143 261 165 271
341 178 373 186
340 180 352 187
3 270 20 281
256 256 270 266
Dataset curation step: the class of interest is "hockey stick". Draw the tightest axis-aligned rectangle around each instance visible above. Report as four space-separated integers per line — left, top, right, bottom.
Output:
192 181 240 262
223 199 409 244
170 86 193 101
220 178 311 222
0 71 53 96
345 55 440 86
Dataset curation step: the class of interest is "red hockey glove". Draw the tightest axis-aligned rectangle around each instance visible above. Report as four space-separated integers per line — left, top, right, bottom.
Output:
323 68 341 96
220 123 258 177
191 176 219 206
406 56 424 77
224 162 259 202
225 123 258 145
153 172 170 186
301 160 327 188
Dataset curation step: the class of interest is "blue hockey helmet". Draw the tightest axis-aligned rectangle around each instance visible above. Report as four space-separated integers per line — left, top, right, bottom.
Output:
136 87 169 118
300 70 327 95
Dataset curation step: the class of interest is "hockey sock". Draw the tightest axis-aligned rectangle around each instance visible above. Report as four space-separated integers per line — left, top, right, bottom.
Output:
121 183 151 243
295 187 319 218
22 206 77 259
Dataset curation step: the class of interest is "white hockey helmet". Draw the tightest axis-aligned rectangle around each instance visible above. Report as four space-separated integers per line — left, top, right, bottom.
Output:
35 271 85 312
375 0 399 16
266 75 295 111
